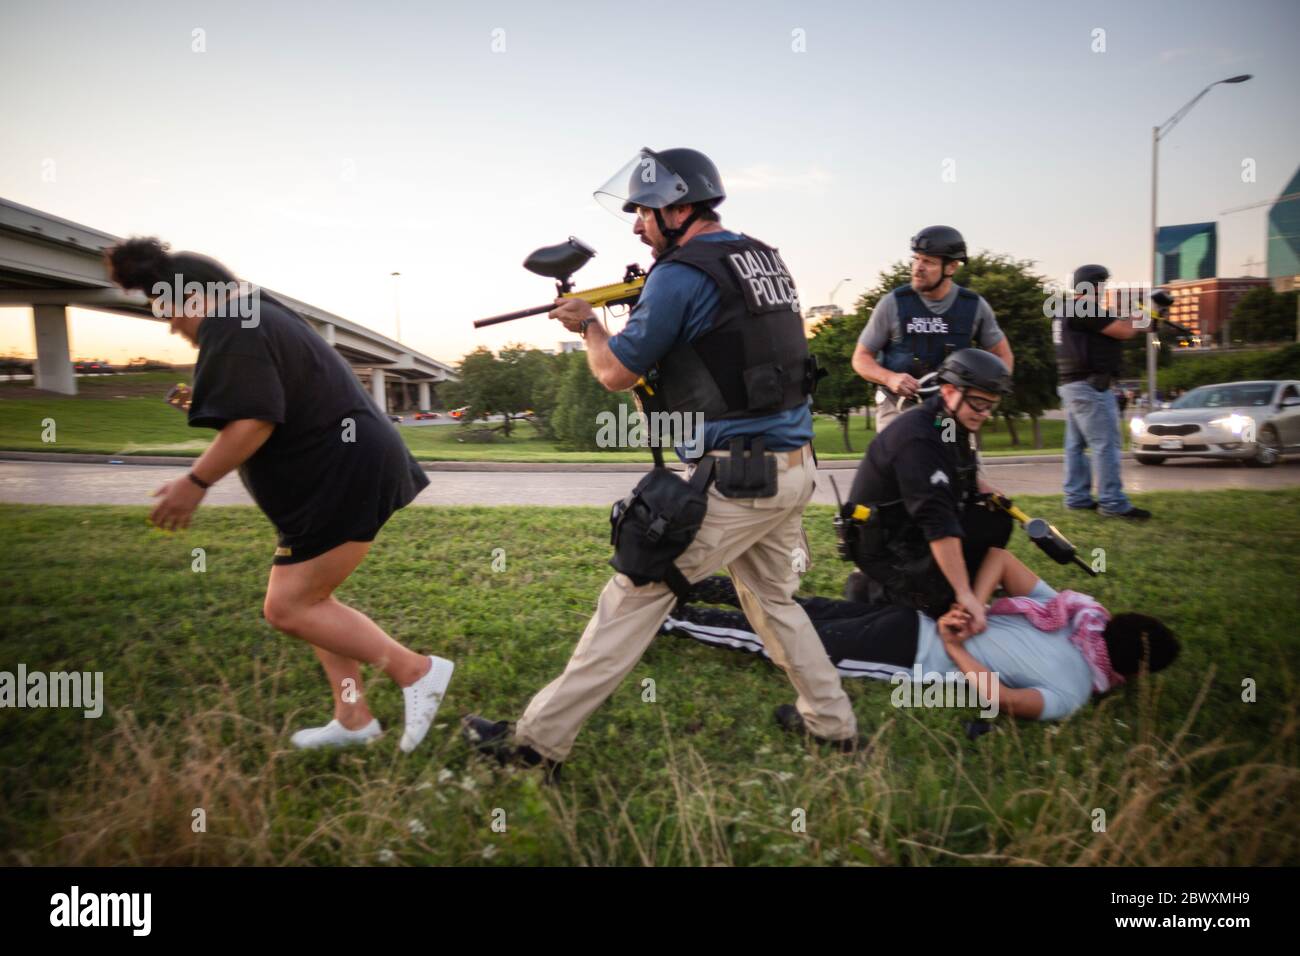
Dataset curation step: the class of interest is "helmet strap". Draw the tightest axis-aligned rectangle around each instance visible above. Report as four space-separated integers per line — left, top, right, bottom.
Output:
950 390 979 434
918 259 955 295
655 205 703 252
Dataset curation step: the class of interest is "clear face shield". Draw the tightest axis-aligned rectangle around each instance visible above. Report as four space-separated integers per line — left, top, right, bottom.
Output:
593 149 691 220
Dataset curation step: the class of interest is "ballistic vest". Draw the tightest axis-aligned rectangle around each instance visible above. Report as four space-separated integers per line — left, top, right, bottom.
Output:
1053 299 1124 384
635 234 812 421
879 284 981 378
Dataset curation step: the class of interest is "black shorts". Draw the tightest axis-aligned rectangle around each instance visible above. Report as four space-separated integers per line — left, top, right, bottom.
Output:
271 530 379 566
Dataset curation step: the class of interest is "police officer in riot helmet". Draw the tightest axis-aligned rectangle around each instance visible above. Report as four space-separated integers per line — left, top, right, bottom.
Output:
852 226 1015 431
842 348 1015 634
463 147 861 771
1052 264 1152 520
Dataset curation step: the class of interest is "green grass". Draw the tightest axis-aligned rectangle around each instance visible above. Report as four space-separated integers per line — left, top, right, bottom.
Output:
0 372 211 456
1 490 1296 865
1 375 1070 460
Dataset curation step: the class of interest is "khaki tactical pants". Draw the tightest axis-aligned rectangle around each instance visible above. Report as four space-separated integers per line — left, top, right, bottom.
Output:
514 444 858 761
873 389 921 431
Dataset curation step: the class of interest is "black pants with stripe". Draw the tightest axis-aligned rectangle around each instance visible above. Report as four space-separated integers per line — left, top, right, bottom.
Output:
661 576 919 679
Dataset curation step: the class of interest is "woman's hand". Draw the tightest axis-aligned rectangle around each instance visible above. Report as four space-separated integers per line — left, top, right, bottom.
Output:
150 476 206 531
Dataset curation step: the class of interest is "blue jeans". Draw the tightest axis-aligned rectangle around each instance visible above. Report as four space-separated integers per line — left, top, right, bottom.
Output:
1059 380 1131 513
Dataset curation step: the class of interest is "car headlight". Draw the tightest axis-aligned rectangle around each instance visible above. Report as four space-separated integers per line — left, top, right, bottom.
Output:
1129 417 1146 437
1209 413 1254 437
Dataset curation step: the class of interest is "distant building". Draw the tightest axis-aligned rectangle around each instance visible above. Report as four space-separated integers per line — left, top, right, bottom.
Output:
559 340 585 353
1161 277 1270 343
804 304 843 327
1267 165 1300 293
1156 222 1217 285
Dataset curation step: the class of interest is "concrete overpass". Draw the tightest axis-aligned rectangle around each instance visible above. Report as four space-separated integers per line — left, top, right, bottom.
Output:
0 197 457 411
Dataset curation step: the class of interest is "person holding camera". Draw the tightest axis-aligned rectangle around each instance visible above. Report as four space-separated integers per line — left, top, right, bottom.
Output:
1051 264 1151 520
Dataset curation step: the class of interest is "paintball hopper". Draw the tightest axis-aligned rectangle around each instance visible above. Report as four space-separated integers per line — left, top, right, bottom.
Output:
993 495 1098 577
524 237 596 292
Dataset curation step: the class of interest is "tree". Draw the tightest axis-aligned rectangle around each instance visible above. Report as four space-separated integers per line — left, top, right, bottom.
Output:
808 311 867 452
551 352 633 451
517 348 565 439
450 344 533 437
1233 287 1299 343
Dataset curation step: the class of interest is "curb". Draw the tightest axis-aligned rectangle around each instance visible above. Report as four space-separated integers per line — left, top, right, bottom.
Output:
0 449 1122 470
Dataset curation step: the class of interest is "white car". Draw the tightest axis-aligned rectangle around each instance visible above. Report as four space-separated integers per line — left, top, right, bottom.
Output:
1129 379 1300 467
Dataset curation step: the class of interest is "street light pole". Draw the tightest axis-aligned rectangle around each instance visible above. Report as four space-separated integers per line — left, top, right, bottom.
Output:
829 277 852 308
391 271 401 342
1147 125 1159 409
1147 74 1251 409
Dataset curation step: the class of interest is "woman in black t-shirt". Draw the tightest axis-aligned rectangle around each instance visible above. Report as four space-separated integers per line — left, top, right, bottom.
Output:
108 238 453 753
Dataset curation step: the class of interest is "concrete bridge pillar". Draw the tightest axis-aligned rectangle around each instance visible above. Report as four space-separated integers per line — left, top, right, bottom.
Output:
370 369 387 413
33 305 76 395
417 381 431 410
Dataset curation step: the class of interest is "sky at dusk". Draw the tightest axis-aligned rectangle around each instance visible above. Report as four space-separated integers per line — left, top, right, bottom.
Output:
2 0 1297 366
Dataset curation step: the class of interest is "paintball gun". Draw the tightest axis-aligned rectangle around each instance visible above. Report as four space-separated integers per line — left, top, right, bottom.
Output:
1135 289 1192 333
991 494 1098 577
474 237 646 329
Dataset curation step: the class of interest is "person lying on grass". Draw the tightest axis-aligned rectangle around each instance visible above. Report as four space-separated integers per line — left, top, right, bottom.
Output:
660 547 1179 723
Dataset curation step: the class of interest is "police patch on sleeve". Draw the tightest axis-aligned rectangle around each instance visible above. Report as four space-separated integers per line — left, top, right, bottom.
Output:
725 247 801 314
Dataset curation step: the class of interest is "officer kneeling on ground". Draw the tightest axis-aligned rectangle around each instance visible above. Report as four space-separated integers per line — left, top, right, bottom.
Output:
462 147 861 775
841 349 1015 634
851 226 1014 431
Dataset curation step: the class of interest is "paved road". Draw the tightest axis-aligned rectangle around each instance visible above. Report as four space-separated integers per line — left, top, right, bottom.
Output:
1 458 1297 508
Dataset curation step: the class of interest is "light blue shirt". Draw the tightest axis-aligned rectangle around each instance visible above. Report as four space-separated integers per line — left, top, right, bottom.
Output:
913 580 1095 720
607 231 813 461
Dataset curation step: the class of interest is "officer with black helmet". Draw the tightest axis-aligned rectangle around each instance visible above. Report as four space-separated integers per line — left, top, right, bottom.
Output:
463 147 860 771
852 226 1014 430
1052 264 1152 520
842 348 1015 634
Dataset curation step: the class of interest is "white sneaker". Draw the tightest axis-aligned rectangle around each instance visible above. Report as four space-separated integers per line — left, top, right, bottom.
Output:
291 718 382 750
400 655 455 753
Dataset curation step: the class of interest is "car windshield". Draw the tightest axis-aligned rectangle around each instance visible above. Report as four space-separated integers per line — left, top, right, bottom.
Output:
1171 384 1275 409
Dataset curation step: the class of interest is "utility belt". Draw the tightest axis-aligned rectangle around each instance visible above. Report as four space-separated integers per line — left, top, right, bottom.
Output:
836 491 1010 561
609 437 804 601
834 493 1013 613
842 502 944 613
834 498 918 568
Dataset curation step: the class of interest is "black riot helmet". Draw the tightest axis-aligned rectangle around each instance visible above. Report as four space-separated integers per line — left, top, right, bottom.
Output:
1073 264 1110 294
910 225 968 264
937 348 1013 396
595 147 726 250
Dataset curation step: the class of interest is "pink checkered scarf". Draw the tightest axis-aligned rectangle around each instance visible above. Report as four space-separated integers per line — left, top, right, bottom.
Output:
988 590 1125 693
